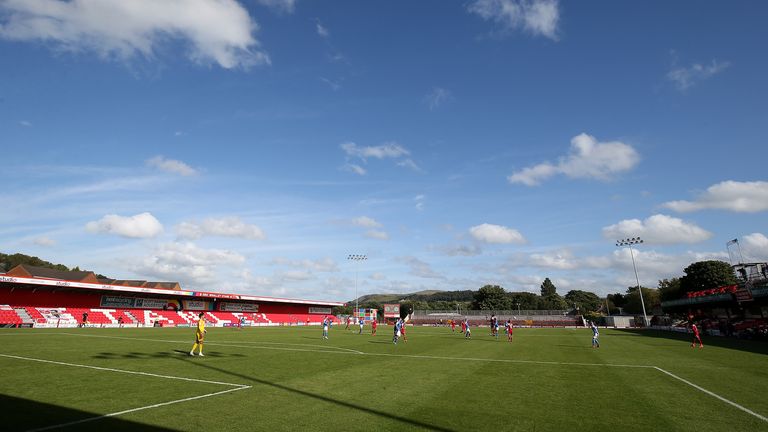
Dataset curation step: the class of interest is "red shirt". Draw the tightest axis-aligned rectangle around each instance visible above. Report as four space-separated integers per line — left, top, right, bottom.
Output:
692 324 700 336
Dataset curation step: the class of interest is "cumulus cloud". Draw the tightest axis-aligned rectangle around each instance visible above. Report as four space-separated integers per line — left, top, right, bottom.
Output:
146 156 198 176
398 256 444 279
135 241 245 286
508 133 640 186
0 0 268 69
177 216 265 240
271 257 339 273
468 0 560 40
469 223 526 244
365 230 389 240
528 250 578 270
424 87 452 110
33 236 56 247
350 216 382 228
86 212 163 238
662 181 768 213
742 233 768 262
667 56 730 91
340 141 420 175
602 214 712 245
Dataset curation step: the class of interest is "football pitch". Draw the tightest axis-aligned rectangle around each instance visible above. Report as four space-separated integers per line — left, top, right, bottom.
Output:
1 326 767 432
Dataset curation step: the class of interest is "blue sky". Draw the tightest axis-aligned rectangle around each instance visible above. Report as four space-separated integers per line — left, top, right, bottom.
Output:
1 0 767 301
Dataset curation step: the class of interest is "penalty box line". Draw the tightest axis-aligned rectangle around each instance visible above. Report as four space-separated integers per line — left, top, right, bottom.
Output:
0 353 251 432
654 366 767 423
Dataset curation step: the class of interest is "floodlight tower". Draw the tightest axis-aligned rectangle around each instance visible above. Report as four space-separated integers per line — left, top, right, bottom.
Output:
347 254 367 321
616 237 649 327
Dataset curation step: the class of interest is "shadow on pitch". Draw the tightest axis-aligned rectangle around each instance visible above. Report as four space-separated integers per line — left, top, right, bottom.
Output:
613 329 768 355
176 357 457 432
0 393 178 432
91 350 245 360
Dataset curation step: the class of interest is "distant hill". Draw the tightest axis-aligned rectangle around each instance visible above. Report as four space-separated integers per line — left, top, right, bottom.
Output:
352 289 475 306
0 252 107 278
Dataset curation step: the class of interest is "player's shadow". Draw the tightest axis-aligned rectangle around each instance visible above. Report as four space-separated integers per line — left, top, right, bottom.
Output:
0 393 178 432
614 329 768 355
367 340 395 344
91 350 245 360
176 358 458 432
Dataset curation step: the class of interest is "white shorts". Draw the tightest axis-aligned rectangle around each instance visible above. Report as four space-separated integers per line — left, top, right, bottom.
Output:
396 330 401 337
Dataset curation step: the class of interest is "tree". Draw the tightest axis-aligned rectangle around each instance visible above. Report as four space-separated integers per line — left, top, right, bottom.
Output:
607 293 626 308
658 278 682 301
540 278 557 296
564 290 601 313
679 260 737 293
538 293 568 310
472 285 511 310
507 292 540 311
623 286 660 315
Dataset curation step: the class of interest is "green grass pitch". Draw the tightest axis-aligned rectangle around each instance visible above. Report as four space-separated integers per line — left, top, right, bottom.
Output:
1 326 767 431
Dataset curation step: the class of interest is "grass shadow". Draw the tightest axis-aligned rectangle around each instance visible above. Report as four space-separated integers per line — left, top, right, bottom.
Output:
614 329 768 355
0 393 178 432
176 357 457 432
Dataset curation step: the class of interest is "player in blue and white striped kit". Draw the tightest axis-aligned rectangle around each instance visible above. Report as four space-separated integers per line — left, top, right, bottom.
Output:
590 321 600 348
393 318 402 344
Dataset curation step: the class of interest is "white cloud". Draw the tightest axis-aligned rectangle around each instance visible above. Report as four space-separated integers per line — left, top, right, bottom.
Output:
315 20 329 38
135 241 245 286
369 272 387 281
320 77 341 91
340 141 418 175
742 233 768 262
86 212 163 238
341 163 366 176
508 133 640 186
528 250 578 270
33 236 56 247
0 0 268 69
177 216 265 240
602 214 712 245
469 223 526 244
341 142 410 160
468 0 560 40
146 156 198 176
256 0 296 14
662 181 768 213
438 244 483 257
271 257 339 273
365 230 389 240
414 194 425 211
397 159 422 172
351 216 382 228
19 120 32 127
398 256 444 279
667 56 730 91
424 87 452 110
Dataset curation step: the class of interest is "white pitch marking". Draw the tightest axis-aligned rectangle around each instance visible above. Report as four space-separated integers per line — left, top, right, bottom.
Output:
56 332 365 355
0 353 247 387
25 386 250 432
654 366 768 423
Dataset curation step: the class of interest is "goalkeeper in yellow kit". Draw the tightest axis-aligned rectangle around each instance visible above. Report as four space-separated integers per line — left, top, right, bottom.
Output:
189 312 207 356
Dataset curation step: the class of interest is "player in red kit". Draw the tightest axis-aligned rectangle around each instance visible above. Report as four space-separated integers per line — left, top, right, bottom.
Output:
371 319 378 336
691 323 703 349
450 319 456 332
